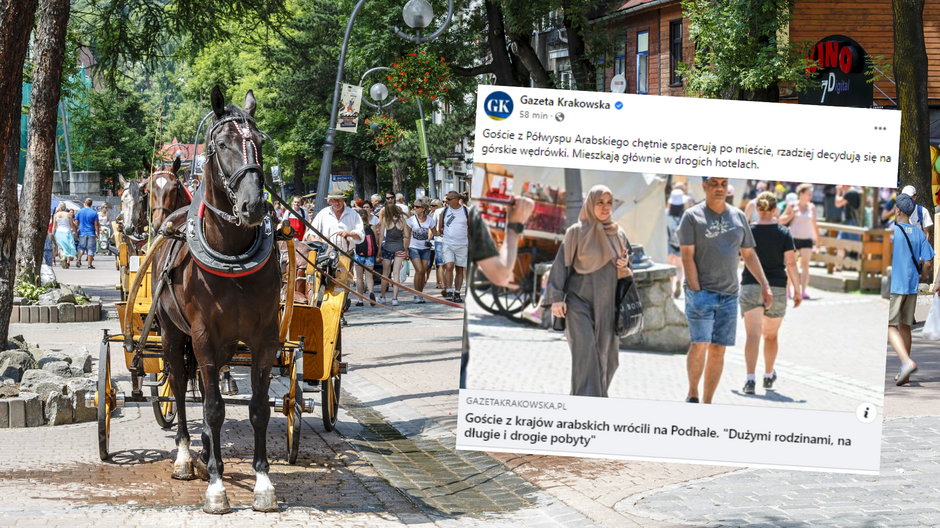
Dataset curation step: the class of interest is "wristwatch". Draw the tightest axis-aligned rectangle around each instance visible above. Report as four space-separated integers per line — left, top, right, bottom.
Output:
507 222 525 234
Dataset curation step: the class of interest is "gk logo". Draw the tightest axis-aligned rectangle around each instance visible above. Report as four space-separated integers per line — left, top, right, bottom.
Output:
484 91 513 121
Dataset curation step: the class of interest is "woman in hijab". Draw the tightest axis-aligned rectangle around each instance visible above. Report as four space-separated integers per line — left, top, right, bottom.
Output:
544 185 632 397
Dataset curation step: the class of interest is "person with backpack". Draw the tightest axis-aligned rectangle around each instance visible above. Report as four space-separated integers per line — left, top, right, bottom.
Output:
890 194 936 386
404 199 436 303
353 208 379 307
435 190 470 303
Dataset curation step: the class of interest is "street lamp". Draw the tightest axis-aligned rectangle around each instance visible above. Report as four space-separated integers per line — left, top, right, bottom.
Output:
315 0 454 213
360 67 398 112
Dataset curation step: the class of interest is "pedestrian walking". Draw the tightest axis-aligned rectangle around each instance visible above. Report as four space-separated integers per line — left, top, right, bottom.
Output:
544 185 633 398
778 183 818 300
429 199 445 291
376 199 407 306
75 198 100 269
679 177 772 404
405 199 435 303
740 192 802 395
53 202 77 268
436 190 469 303
353 208 378 307
666 188 686 298
889 193 936 386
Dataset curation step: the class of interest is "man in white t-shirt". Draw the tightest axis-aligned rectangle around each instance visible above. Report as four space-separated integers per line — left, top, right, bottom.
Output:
435 190 469 303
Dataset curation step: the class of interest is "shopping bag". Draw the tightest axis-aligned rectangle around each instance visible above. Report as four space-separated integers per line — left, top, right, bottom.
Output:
922 295 940 340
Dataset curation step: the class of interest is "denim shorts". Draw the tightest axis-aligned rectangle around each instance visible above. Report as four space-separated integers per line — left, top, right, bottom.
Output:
353 254 375 267
408 247 431 262
684 287 738 346
77 235 97 254
434 241 444 265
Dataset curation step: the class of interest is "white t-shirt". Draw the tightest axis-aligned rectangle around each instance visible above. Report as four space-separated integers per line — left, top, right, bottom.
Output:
439 205 469 246
406 214 435 250
909 204 934 231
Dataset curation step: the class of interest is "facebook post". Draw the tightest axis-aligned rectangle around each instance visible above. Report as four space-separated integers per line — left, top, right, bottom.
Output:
457 85 900 474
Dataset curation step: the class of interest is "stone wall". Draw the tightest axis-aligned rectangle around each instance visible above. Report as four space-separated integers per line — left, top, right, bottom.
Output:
620 263 690 353
0 340 99 427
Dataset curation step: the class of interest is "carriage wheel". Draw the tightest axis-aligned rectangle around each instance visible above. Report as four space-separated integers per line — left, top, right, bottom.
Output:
468 262 532 320
322 333 341 432
97 343 113 461
150 366 176 429
285 346 303 464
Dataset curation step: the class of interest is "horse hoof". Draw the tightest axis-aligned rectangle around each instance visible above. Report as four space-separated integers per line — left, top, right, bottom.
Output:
203 491 231 514
252 490 278 512
171 464 195 481
193 458 210 481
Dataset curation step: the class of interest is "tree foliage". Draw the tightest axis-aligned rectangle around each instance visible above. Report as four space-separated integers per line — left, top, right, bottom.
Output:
70 87 157 191
679 0 810 101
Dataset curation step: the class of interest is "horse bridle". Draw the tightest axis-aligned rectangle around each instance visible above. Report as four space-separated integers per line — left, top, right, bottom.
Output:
203 114 263 225
124 178 149 243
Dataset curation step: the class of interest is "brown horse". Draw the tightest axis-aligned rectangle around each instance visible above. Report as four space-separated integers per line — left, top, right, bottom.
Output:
153 87 281 513
147 156 191 232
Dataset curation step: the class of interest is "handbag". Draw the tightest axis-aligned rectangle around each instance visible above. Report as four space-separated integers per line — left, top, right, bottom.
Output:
611 235 644 337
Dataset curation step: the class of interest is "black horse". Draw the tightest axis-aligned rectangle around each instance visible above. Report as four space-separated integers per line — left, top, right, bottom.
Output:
153 87 281 513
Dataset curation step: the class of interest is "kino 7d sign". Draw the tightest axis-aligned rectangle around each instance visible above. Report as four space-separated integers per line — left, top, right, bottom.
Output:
799 35 873 108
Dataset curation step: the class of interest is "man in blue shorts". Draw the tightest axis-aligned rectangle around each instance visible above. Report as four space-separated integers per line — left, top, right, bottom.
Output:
75 198 100 269
678 177 773 404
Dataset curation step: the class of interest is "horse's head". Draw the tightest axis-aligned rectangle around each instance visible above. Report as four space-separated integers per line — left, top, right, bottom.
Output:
119 174 149 237
149 156 187 230
206 86 266 227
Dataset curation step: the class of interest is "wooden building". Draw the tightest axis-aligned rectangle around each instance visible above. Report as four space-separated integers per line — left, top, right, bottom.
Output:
591 0 940 110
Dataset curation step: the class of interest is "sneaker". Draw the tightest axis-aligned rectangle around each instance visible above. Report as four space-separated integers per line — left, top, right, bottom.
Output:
417 297 426 304
355 301 364 307
896 360 918 386
452 292 463 303
378 296 387 303
75 261 81 268
414 295 420 303
802 292 811 300
686 396 699 403
743 380 756 395
87 265 95 270
369 292 376 303
391 299 399 306
763 372 777 389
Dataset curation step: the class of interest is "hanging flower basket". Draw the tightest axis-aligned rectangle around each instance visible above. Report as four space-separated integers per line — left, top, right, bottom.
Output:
364 114 405 148
388 50 452 103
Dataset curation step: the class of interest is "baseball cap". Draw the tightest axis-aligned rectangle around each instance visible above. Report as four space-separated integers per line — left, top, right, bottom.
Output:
896 193 916 215
786 192 798 205
901 185 917 197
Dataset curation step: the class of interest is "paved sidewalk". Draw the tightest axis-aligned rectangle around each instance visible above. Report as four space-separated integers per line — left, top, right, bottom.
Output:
465 286 886 413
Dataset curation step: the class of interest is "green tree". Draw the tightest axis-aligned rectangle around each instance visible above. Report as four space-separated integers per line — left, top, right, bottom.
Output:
70 87 158 192
679 0 809 101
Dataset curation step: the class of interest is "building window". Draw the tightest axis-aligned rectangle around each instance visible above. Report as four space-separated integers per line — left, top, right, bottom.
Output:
669 20 683 86
595 58 605 92
636 30 649 94
614 35 626 77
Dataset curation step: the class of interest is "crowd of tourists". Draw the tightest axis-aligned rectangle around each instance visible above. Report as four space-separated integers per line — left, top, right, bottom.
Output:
277 190 472 308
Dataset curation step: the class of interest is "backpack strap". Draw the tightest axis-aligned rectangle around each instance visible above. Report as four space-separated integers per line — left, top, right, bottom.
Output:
898 224 923 274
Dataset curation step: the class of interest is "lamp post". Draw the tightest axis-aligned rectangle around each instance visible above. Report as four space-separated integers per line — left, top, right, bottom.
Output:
314 0 454 213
